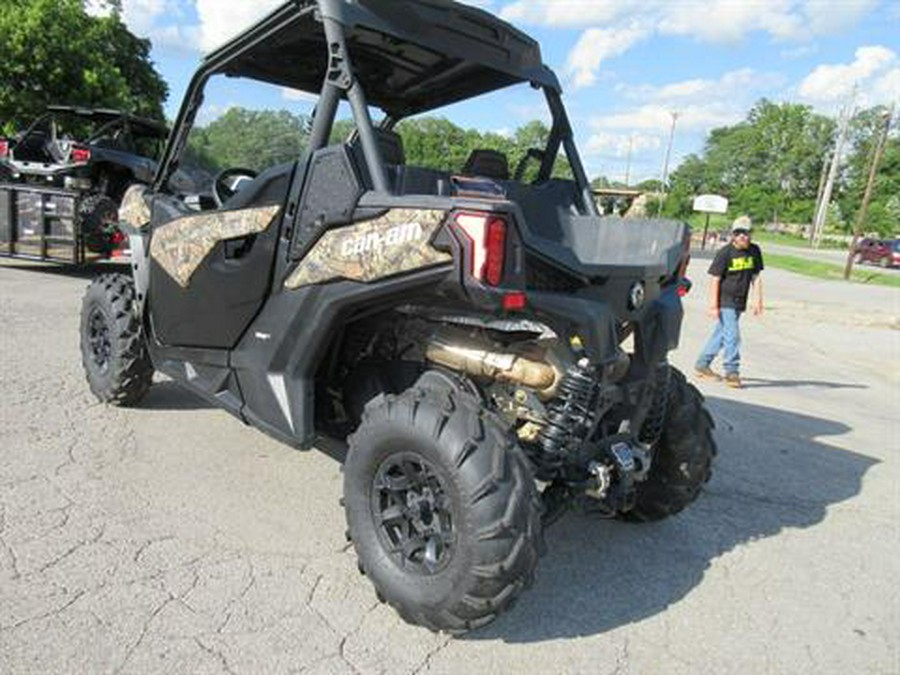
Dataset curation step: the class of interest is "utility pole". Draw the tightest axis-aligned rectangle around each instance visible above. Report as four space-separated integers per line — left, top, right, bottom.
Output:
813 89 856 247
810 149 831 243
658 111 679 215
624 134 633 187
844 106 893 280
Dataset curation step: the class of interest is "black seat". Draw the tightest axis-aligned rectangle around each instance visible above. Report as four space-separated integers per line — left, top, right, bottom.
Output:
348 127 406 188
221 162 296 210
462 149 510 180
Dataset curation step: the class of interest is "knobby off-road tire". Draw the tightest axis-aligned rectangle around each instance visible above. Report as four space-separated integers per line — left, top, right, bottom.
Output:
623 367 716 522
343 383 544 633
80 273 153 406
79 194 120 255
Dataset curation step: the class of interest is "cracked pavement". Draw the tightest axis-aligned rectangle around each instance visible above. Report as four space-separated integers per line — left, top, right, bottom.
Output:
1 259 897 674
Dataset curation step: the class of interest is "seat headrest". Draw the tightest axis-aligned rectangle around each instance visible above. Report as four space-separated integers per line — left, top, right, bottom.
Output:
462 149 510 181
348 127 405 166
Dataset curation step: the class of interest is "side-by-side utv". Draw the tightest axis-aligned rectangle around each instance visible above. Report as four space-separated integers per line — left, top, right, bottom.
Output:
80 0 715 632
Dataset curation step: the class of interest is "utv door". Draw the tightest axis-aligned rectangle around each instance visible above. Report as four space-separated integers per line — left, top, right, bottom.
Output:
146 175 291 349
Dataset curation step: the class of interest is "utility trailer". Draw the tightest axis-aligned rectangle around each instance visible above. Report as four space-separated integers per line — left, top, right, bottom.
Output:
0 182 126 264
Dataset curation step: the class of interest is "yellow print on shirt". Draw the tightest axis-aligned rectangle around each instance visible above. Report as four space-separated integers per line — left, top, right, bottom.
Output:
728 256 756 272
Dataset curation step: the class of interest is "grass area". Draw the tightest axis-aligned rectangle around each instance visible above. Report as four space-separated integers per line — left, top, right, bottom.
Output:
764 252 900 288
684 213 848 250
751 230 847 250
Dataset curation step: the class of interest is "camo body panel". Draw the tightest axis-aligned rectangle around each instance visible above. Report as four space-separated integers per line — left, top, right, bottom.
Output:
119 184 152 230
151 205 280 287
284 209 451 289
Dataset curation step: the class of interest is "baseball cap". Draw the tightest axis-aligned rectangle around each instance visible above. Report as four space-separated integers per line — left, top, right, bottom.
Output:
731 216 752 233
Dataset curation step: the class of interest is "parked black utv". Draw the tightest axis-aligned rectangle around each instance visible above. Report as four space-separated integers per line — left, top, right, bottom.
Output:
79 0 715 633
1 106 167 254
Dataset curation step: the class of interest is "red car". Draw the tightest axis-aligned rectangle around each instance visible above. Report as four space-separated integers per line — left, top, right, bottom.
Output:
854 238 900 268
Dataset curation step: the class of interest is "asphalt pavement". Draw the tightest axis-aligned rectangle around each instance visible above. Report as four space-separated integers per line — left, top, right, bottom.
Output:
0 259 897 674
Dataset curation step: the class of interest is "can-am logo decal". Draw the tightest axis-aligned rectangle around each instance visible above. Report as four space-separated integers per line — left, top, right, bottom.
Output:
339 221 424 257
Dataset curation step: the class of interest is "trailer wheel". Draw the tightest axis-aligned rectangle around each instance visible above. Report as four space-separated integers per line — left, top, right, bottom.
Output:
80 273 153 406
79 194 121 255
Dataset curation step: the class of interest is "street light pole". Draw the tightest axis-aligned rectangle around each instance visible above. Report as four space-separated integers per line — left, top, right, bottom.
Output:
844 106 894 280
659 111 679 215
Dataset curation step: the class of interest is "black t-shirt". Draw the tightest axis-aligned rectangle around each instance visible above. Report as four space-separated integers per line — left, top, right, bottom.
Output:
708 243 764 310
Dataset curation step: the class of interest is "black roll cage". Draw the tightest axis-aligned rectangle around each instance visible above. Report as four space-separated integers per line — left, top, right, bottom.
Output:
154 0 598 215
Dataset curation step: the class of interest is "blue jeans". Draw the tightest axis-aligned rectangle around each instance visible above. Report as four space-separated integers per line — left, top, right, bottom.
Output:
696 307 742 375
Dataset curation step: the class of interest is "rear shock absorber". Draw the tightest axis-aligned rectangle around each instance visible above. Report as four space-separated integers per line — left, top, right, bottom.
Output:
539 358 597 460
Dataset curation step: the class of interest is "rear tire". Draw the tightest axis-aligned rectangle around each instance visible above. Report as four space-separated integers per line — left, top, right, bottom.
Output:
80 273 153 406
622 367 716 522
344 380 543 632
79 194 120 255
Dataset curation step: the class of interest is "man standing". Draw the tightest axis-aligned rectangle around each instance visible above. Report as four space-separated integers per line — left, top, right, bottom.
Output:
694 216 764 389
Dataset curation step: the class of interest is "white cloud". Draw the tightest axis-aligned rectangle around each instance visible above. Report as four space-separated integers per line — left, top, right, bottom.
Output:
281 87 318 103
610 68 785 118
120 0 168 34
566 22 650 88
502 0 636 28
591 104 740 133
106 0 282 53
872 67 900 105
585 131 661 158
584 66 787 177
798 46 897 104
656 0 804 42
501 0 879 87
802 0 878 35
780 44 819 60
194 0 282 52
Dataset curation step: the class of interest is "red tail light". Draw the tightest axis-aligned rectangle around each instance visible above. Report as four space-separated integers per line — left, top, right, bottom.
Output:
453 212 507 286
71 145 91 163
0 139 8 158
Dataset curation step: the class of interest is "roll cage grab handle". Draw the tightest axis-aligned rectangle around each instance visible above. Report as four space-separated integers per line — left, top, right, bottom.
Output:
154 12 598 216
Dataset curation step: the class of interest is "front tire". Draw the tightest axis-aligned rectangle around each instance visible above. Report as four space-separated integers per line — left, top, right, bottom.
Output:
80 273 153 406
623 367 716 522
344 382 543 633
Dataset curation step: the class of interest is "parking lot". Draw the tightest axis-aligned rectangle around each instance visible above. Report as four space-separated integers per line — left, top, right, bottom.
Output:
0 258 897 674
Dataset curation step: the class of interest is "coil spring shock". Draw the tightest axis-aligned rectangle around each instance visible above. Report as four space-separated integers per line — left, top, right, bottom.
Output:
539 359 598 459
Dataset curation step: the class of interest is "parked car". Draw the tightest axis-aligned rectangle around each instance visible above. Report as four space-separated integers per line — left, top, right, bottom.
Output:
854 238 900 268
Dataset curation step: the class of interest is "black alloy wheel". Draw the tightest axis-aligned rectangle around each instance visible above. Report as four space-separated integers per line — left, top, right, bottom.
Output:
344 378 544 633
87 307 113 373
80 273 154 406
371 452 456 575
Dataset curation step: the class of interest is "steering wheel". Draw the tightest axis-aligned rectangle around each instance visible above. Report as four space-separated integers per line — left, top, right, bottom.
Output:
212 167 258 208
513 148 546 183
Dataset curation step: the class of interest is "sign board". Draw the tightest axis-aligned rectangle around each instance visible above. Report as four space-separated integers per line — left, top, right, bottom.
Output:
693 194 728 214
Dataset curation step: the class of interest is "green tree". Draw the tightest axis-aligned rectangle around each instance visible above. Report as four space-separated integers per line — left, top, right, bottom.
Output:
186 108 310 174
0 0 167 134
395 117 572 180
663 99 836 225
839 106 899 236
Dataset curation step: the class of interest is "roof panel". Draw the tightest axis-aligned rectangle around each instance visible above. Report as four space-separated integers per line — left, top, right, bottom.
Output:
201 0 558 117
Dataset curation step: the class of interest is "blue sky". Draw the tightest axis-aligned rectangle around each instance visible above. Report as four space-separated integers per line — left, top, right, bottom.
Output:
96 0 899 183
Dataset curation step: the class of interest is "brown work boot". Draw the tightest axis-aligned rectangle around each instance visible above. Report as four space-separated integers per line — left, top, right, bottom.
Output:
725 372 742 389
694 365 722 381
